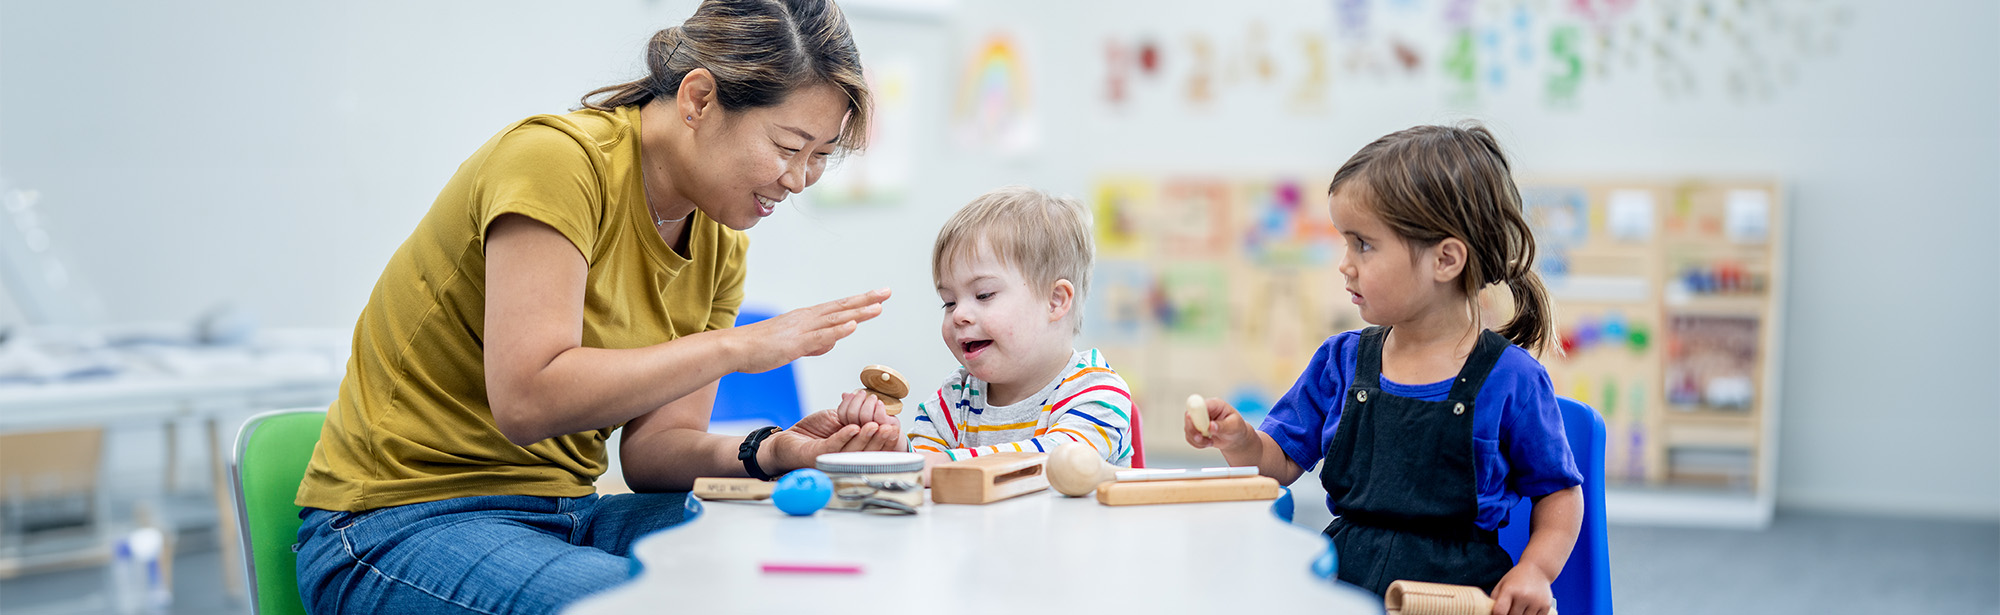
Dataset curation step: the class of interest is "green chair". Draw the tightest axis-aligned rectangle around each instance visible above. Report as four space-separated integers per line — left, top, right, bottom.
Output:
228 408 326 615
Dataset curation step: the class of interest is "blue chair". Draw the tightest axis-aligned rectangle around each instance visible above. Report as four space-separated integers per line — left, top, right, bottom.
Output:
710 308 806 429
1497 396 1613 615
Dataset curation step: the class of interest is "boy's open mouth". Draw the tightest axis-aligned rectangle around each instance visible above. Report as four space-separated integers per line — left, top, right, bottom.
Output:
961 340 993 354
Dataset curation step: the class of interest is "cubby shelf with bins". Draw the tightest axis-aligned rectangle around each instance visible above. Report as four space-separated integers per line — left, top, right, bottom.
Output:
1526 179 1786 528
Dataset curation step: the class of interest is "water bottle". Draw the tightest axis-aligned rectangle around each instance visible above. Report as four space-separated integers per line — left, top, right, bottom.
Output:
109 527 171 614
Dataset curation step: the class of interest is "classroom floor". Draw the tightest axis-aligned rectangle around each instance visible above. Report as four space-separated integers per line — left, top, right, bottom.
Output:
0 512 1994 614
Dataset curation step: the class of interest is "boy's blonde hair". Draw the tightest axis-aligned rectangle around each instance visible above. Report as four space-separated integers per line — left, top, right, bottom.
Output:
932 186 1094 333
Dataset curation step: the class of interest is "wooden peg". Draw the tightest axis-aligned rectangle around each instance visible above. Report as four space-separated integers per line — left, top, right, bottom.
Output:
930 452 1049 504
1186 393 1210 437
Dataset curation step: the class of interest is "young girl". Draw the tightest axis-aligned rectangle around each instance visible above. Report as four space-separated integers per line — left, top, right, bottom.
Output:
1187 123 1583 615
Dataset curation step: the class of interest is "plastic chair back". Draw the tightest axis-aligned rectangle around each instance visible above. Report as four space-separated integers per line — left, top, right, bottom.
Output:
229 408 326 615
1497 396 1612 615
1127 403 1145 468
711 308 806 429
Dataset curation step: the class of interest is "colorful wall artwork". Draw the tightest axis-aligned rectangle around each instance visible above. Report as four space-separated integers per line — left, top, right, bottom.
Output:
1080 175 1363 461
1096 0 1852 113
813 59 915 207
953 32 1037 155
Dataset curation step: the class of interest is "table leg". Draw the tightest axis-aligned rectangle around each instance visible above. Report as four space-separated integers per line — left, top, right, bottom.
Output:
208 416 246 598
164 419 179 494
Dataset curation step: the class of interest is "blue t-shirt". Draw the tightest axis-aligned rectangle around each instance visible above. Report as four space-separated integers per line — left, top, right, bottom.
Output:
1261 330 1583 531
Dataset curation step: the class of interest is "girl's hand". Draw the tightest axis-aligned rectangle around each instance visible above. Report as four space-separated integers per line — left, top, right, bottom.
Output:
1489 564 1555 615
1184 397 1255 455
728 289 891 375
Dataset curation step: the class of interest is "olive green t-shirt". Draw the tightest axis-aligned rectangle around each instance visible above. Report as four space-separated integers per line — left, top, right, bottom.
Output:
297 105 747 512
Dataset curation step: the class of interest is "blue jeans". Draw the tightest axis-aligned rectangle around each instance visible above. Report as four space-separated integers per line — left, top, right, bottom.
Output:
295 493 701 615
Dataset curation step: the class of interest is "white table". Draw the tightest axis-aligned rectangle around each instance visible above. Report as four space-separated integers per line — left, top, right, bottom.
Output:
0 373 340 588
567 489 1383 614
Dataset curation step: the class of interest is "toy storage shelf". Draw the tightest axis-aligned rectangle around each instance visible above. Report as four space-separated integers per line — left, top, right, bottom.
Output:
1079 174 1786 529
1526 178 1787 529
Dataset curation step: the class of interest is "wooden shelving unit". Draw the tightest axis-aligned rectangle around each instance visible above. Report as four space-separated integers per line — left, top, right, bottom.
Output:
1525 178 1787 528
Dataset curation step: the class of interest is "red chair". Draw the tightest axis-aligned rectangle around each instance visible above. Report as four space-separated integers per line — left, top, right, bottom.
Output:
1127 403 1145 468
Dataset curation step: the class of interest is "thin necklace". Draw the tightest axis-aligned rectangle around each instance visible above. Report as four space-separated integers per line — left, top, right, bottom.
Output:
650 204 692 228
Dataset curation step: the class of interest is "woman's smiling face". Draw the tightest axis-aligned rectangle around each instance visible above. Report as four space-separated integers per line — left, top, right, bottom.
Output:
683 83 850 230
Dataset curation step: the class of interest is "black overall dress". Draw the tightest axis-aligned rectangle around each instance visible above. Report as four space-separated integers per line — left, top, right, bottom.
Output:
1321 326 1517 595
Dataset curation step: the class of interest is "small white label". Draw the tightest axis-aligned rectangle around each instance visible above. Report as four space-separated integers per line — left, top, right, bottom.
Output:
1607 190 1655 241
1725 190 1771 243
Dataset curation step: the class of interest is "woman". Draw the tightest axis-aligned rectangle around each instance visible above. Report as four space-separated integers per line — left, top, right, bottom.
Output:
293 1 899 613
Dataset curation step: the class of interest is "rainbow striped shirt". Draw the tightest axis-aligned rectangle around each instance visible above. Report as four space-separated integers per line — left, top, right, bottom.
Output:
905 348 1133 464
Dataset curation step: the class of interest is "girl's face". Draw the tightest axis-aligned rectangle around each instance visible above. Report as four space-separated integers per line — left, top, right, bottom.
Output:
681 83 849 230
1330 186 1448 326
935 241 1073 395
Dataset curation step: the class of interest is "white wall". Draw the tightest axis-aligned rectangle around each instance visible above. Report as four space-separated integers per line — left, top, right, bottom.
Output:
2 0 1993 520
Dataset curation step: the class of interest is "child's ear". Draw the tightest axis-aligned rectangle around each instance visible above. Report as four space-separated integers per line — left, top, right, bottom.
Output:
1433 238 1468 283
1047 279 1076 324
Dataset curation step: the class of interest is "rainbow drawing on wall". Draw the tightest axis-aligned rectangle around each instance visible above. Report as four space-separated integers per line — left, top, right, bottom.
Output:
952 32 1037 155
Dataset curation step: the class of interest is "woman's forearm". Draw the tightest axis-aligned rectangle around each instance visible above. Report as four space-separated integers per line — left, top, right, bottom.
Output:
491 329 742 445
619 425 745 492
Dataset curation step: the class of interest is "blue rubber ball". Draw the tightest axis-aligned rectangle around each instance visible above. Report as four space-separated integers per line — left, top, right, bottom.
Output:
772 469 832 516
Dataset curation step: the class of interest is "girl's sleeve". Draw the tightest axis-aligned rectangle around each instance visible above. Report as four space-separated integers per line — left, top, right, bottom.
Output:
1260 335 1351 473
1502 368 1585 498
938 369 1133 463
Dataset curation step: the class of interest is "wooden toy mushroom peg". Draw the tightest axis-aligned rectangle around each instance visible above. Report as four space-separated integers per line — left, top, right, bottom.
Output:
860 364 910 416
1186 394 1211 437
1046 442 1120 497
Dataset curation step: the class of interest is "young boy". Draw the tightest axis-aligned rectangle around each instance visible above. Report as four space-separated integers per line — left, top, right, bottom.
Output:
903 186 1134 465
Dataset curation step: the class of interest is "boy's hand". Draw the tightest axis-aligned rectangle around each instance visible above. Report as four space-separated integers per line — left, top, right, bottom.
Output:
1184 397 1255 455
834 389 902 450
1489 564 1555 615
772 401 902 471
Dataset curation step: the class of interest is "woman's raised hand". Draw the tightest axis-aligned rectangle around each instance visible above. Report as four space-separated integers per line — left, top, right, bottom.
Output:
729 289 891 375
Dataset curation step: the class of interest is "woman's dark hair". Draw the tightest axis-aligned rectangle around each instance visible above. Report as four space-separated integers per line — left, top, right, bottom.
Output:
1327 122 1554 356
581 0 871 153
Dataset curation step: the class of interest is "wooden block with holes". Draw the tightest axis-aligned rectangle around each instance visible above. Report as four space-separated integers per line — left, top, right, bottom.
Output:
1094 475 1282 506
929 452 1049 504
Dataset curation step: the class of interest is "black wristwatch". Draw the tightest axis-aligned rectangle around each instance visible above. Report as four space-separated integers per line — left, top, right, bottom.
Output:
738 426 783 481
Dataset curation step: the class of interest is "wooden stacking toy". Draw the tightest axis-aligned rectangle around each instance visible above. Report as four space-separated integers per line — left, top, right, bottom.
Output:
860 364 909 416
929 452 1049 504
